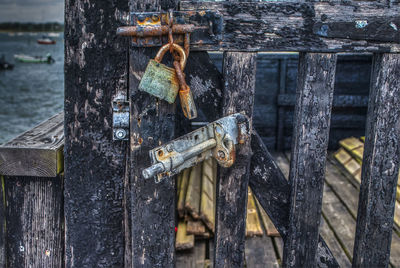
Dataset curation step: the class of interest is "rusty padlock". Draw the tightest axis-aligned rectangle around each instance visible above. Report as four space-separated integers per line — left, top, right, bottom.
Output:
138 43 187 104
173 60 198 119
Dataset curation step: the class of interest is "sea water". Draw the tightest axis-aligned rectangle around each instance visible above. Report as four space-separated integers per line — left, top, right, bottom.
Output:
0 32 64 144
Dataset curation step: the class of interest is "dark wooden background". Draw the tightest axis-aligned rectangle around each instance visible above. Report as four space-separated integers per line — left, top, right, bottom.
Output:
204 53 371 151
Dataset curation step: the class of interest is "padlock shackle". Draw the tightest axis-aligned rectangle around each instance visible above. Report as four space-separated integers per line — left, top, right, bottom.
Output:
155 43 186 70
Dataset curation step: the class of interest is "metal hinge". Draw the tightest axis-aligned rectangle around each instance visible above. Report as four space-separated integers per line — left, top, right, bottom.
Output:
142 113 250 182
112 94 129 141
116 11 223 47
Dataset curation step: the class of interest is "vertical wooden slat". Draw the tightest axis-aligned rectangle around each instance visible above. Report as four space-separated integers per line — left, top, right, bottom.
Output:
128 1 177 267
0 176 4 268
6 176 63 268
352 53 400 267
64 0 129 266
283 53 337 267
214 52 257 267
249 132 339 267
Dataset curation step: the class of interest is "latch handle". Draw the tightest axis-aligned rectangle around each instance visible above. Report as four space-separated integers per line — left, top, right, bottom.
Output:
142 113 250 181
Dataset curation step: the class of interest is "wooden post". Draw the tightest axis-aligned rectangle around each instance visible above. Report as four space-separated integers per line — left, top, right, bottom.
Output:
214 52 257 267
0 176 5 268
0 113 64 267
283 53 337 267
353 53 400 267
128 0 177 266
5 176 64 267
64 0 129 266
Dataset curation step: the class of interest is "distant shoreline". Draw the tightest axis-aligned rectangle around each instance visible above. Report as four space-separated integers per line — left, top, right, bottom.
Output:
0 30 63 33
0 23 64 33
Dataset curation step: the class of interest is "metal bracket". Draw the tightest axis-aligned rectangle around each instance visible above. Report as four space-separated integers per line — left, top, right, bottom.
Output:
142 113 250 181
112 94 129 141
116 11 223 47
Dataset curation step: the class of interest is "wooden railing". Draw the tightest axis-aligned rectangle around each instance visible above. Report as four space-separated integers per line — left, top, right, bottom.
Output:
0 113 64 267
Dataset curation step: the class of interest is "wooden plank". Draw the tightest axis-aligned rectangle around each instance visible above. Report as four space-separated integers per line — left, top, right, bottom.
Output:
214 52 257 267
324 173 400 267
273 237 283 262
178 169 190 218
64 0 128 265
185 164 202 220
246 188 263 237
0 176 5 268
283 53 337 267
249 132 339 267
187 220 211 238
200 158 216 233
176 241 207 268
276 152 351 267
330 155 400 232
176 221 195 251
0 113 64 177
255 196 279 237
322 183 356 261
180 1 400 52
320 217 352 268
5 175 63 267
245 236 279 268
353 53 400 267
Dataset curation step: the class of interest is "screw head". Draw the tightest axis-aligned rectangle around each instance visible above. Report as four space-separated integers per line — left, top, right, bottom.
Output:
115 129 127 140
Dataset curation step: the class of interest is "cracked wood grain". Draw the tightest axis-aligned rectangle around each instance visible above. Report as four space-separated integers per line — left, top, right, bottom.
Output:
283 53 337 267
353 53 400 267
214 52 257 268
64 0 129 266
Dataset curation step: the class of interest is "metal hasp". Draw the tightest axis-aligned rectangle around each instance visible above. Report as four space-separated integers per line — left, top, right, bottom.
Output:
112 93 129 141
142 113 250 181
116 11 223 47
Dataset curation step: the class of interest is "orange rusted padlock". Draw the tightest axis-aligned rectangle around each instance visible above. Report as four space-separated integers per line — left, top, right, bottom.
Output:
173 60 198 120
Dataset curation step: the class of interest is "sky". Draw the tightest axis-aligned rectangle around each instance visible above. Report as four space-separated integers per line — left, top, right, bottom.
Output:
0 0 64 23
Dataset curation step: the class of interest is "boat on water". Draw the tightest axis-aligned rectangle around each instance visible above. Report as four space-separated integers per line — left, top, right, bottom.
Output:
37 36 56 45
0 55 14 70
14 53 55 64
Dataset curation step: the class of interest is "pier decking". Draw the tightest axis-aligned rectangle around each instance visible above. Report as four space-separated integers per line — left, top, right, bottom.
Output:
176 152 400 268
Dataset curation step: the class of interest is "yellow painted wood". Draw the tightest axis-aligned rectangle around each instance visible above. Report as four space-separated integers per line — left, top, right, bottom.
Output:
246 188 263 237
178 168 190 218
185 164 202 219
339 137 363 152
176 220 195 251
352 146 364 164
200 158 216 232
334 148 352 165
255 195 279 237
186 220 211 238
360 136 365 142
344 159 362 178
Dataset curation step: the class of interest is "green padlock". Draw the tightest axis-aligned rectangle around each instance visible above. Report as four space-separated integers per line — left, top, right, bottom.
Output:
139 43 187 104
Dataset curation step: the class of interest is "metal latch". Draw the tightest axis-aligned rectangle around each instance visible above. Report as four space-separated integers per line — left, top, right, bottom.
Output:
112 94 129 141
116 11 223 47
142 113 250 181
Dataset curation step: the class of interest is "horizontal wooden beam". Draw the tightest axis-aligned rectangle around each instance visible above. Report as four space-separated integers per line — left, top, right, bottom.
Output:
278 94 369 108
0 113 64 177
180 1 400 52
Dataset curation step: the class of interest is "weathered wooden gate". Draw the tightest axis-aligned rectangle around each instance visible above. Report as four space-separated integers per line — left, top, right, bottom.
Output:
66 0 400 267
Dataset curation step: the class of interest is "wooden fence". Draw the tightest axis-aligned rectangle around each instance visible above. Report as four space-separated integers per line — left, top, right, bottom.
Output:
0 0 399 267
